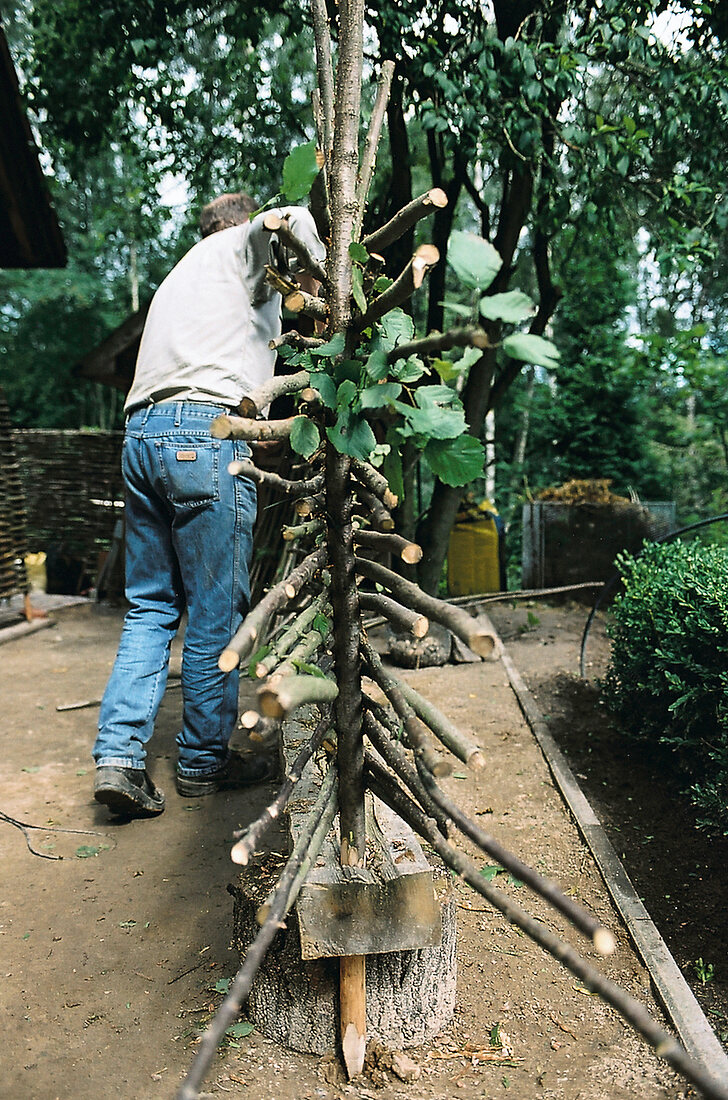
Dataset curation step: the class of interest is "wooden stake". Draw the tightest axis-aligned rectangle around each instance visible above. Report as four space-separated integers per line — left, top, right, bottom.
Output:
340 955 366 1079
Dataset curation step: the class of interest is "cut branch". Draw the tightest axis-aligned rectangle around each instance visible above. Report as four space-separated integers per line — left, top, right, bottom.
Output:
263 212 329 288
177 762 338 1100
356 245 440 331
358 591 428 638
255 760 339 925
258 671 339 720
264 264 300 298
362 188 448 254
227 460 324 500
351 458 399 510
269 331 326 353
353 528 422 564
282 519 325 543
386 326 491 364
362 706 450 836
360 633 450 777
418 763 614 951
396 680 485 769
259 623 329 685
211 414 297 442
218 546 327 671
283 288 329 321
353 487 395 531
355 556 500 659
295 491 325 518
247 715 281 747
368 776 727 1100
254 590 331 679
237 370 311 418
354 60 396 238
231 709 331 864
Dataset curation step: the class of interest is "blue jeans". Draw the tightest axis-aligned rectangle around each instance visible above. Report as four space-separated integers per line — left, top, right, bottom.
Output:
93 402 257 777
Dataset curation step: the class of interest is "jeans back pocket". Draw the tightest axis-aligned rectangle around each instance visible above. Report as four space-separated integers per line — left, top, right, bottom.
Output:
156 440 220 507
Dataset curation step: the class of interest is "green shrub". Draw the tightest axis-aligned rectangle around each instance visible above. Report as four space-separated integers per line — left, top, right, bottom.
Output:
602 539 728 834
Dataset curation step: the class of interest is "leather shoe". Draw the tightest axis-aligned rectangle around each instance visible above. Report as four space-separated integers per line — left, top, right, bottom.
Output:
176 751 272 797
94 766 165 817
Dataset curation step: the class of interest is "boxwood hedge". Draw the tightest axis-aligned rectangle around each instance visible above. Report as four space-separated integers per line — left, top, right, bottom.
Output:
602 539 728 834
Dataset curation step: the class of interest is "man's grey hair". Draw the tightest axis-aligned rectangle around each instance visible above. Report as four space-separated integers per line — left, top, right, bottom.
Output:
199 192 257 237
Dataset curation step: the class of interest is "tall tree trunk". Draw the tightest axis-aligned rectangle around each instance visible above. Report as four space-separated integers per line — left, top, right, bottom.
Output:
425 133 465 335
416 164 533 595
326 0 366 854
379 72 414 280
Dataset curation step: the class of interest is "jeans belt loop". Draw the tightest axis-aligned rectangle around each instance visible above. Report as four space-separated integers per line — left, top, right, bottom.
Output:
174 401 183 427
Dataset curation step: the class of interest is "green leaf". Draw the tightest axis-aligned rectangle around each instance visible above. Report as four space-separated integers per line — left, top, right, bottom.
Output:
448 231 503 290
312 613 331 636
395 385 465 440
290 416 321 459
382 435 405 501
479 290 536 324
309 371 337 410
360 382 402 409
336 379 358 408
247 644 271 679
349 241 369 265
480 864 503 881
214 978 231 994
364 346 389 381
310 332 345 359
281 140 320 202
351 266 367 313
326 415 377 461
378 308 415 351
391 355 426 383
333 358 361 385
502 332 560 368
372 275 393 293
424 435 485 486
225 1021 254 1039
441 300 475 319
292 660 326 677
433 357 462 383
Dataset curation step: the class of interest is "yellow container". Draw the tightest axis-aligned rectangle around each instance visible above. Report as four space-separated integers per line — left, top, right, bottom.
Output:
447 506 500 596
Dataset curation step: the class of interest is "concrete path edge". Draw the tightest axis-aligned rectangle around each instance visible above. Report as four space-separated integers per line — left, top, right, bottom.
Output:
499 645 728 1085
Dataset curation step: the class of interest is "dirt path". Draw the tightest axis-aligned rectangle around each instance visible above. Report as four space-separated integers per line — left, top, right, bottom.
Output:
0 601 690 1099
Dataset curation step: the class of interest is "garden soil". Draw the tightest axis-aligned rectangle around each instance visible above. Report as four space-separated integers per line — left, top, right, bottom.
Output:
0 597 723 1100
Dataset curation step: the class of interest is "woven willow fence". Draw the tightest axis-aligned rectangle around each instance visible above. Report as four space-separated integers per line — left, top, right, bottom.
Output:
12 429 124 570
0 389 29 601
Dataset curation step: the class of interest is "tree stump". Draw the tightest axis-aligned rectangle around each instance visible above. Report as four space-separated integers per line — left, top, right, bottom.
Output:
229 854 456 1054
